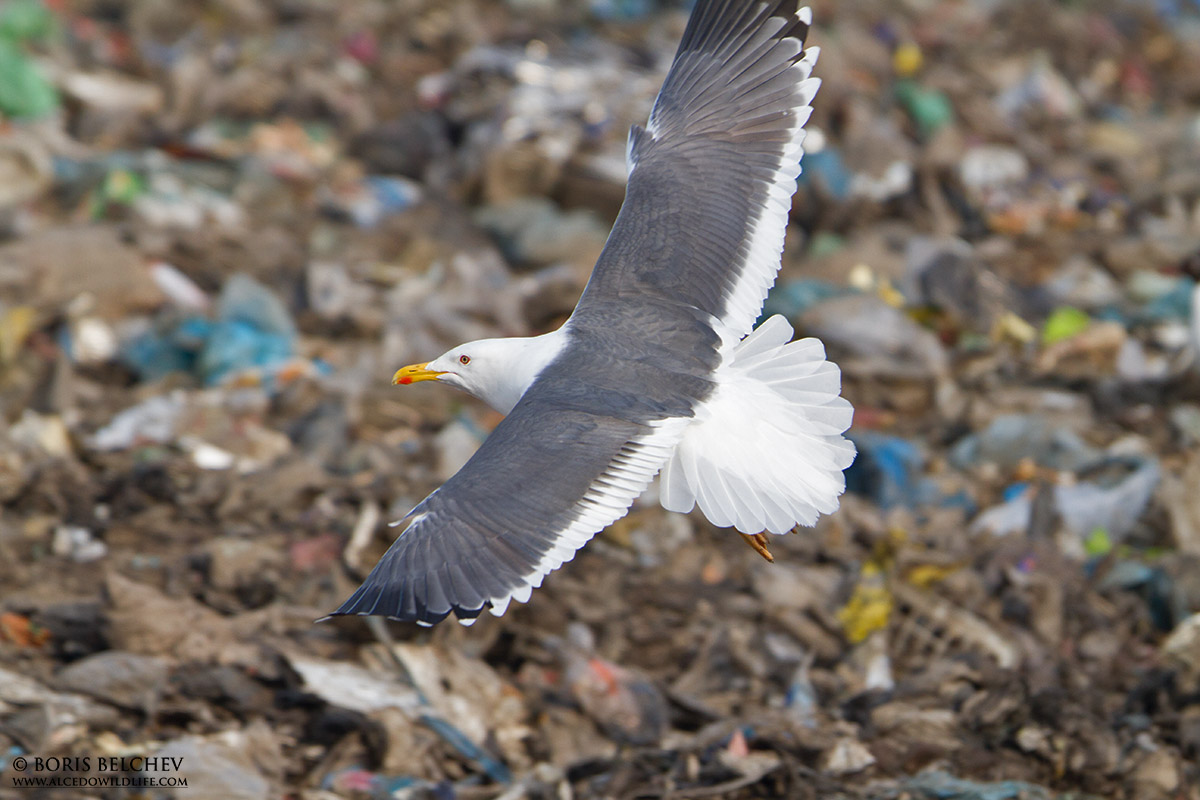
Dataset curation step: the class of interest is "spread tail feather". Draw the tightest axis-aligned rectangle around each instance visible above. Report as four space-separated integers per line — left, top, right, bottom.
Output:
660 315 854 534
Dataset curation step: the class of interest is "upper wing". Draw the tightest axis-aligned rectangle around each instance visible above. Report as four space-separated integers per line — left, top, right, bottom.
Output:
327 339 696 625
575 0 819 344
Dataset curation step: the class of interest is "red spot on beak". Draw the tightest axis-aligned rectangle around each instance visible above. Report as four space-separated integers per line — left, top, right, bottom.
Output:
398 376 413 385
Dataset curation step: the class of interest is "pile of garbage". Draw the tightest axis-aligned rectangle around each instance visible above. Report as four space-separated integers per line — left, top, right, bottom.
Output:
2 0 1200 797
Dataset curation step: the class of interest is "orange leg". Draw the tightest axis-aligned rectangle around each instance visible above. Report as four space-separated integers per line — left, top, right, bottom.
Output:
739 532 775 563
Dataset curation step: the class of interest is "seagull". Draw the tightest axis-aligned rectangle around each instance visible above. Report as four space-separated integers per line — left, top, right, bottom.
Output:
328 0 855 626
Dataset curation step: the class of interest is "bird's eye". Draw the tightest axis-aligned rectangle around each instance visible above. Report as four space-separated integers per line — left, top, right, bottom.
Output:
459 355 471 365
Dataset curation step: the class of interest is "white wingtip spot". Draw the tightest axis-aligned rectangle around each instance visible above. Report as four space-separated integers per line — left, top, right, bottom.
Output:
416 619 433 628
798 6 813 25
458 616 477 627
489 595 512 617
805 45 820 67
798 77 821 107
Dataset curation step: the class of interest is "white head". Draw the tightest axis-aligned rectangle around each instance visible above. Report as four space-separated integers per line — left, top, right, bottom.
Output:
392 330 566 415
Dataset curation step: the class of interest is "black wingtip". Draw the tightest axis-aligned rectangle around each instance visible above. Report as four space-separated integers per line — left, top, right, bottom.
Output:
324 565 492 627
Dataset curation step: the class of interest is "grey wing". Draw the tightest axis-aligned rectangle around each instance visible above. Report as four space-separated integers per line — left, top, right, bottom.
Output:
326 360 689 626
575 0 819 343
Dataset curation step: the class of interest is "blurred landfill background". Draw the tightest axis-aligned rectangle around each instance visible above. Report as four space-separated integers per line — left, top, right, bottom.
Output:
3 0 1200 797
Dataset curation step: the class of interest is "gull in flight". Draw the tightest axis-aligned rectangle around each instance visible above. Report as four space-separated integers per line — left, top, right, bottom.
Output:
328 0 855 626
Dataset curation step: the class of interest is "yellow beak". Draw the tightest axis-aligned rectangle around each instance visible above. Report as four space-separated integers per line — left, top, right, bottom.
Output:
392 362 446 385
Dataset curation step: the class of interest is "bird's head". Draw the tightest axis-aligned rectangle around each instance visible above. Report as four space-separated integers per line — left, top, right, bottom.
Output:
393 336 552 415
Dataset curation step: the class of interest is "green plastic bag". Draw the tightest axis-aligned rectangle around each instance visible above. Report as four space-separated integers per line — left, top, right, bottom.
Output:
0 0 58 119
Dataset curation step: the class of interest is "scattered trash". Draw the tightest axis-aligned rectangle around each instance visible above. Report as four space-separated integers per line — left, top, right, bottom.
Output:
0 134 53 210
321 768 433 798
285 654 424 715
0 2 1196 797
119 273 305 388
557 622 668 747
149 262 210 311
838 563 894 643
0 612 48 648
319 174 423 228
0 0 58 119
994 51 1082 122
845 433 939 509
151 726 279 800
474 197 609 269
896 80 954 138
88 392 186 451
199 274 297 386
55 651 169 712
783 655 819 728
971 456 1161 541
959 146 1030 196
949 414 1102 473
823 737 876 775
1163 612 1200 688
1041 306 1093 345
51 524 107 563
7 410 72 457
0 666 120 751
893 770 1054 800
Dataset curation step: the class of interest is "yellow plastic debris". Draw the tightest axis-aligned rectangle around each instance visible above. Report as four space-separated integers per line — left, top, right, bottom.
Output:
848 263 906 307
0 305 36 364
992 311 1037 345
837 562 893 644
893 42 923 77
905 562 961 589
878 280 906 308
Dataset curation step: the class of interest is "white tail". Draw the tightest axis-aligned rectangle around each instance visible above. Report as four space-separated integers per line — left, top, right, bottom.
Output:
660 315 855 534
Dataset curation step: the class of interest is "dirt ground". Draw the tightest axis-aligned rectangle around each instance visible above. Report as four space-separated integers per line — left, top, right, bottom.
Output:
2 0 1200 798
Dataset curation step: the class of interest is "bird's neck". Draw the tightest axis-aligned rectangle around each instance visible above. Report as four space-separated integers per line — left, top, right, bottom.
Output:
478 327 568 415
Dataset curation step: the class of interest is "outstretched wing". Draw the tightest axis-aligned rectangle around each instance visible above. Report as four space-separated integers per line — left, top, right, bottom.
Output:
327 342 694 625
328 1 820 625
575 0 819 345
